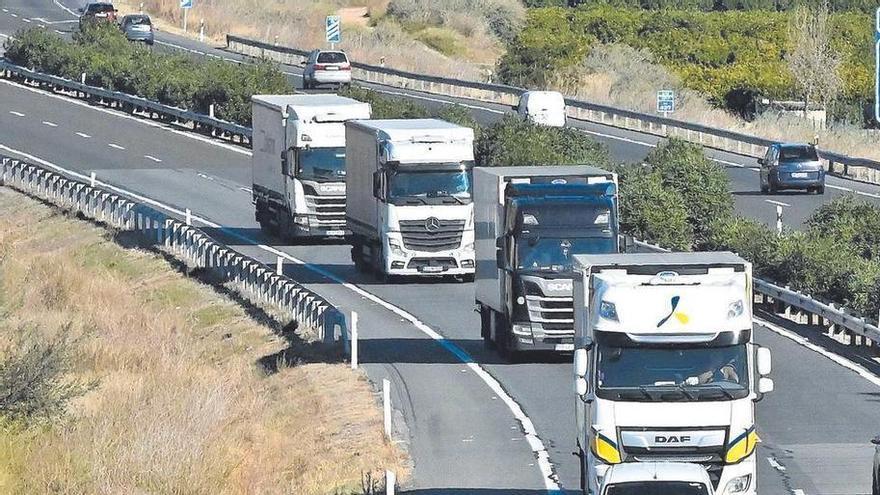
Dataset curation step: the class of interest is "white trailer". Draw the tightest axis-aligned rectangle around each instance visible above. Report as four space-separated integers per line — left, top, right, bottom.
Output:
571 252 774 495
252 94 371 239
345 119 476 280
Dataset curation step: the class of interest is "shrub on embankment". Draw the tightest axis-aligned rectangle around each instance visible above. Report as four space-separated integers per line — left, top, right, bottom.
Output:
3 24 291 125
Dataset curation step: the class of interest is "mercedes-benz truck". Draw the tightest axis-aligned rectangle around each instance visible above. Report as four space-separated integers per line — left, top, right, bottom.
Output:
474 166 619 359
252 94 371 239
346 119 476 280
571 252 774 495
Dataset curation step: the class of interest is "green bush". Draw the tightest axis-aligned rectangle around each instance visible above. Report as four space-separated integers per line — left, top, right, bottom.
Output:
474 116 610 167
643 139 734 245
617 165 694 250
3 25 291 126
805 195 880 261
705 215 783 280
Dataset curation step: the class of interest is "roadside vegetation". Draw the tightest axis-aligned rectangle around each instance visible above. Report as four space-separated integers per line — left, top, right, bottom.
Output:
0 189 405 493
3 24 290 125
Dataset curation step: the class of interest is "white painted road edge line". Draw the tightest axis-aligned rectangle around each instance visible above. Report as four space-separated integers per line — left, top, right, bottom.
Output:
52 0 78 17
0 142 562 494
765 199 791 207
755 315 880 388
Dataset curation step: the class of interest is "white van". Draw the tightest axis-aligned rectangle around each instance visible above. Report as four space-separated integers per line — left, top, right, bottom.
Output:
517 90 567 127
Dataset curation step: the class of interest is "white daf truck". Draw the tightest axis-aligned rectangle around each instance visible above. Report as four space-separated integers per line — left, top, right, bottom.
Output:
251 94 371 239
571 252 774 495
346 119 476 280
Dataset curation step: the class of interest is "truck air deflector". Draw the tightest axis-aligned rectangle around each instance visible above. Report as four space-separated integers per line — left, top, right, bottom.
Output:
595 329 752 348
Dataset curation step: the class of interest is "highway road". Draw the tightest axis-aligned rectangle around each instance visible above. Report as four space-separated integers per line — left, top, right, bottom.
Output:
2 2 880 494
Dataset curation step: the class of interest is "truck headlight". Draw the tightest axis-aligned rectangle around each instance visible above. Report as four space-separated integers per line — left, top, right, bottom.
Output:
293 215 309 227
590 429 621 465
599 301 618 322
724 428 758 464
723 474 751 494
388 240 406 257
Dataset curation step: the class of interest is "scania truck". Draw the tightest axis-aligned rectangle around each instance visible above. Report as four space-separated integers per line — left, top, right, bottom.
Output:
474 166 619 359
251 94 371 239
346 119 476 280
571 252 774 495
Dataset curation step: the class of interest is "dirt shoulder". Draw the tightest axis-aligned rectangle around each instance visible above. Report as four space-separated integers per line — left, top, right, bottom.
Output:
0 187 406 494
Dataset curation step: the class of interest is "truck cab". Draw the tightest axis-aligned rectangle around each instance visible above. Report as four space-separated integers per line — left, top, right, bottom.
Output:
475 166 619 359
572 253 773 495
251 94 371 239
601 462 715 495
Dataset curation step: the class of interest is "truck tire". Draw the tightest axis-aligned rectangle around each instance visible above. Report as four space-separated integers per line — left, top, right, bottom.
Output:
351 243 368 273
480 306 494 349
495 313 519 362
371 242 391 283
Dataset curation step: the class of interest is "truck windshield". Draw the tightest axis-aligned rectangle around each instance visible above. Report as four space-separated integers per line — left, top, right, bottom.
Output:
605 481 709 495
517 237 615 272
596 344 749 401
387 165 472 205
296 147 346 182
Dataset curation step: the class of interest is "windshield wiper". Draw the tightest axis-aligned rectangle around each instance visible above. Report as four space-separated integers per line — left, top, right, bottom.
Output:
695 384 736 400
675 383 698 401
443 195 467 205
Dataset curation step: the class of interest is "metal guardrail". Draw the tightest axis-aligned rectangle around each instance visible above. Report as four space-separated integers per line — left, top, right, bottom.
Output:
0 154 348 345
226 35 880 181
0 60 252 145
634 240 880 350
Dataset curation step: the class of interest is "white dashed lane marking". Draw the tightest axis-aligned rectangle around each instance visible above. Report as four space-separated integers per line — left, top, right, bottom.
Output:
9 111 25 117
10 13 18 17
22 18 31 23
75 132 91 138
108 143 125 150
143 155 162 163
41 121 57 127
767 457 786 471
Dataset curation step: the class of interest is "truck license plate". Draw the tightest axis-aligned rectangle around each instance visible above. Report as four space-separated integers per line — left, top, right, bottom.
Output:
555 343 574 351
791 172 809 178
326 230 345 237
421 266 444 273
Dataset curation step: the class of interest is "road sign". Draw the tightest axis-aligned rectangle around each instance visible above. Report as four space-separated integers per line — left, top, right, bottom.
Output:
875 7 879 124
657 90 675 114
180 0 193 8
326 15 341 44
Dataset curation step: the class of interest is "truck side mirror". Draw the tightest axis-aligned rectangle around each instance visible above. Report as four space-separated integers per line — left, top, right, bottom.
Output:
758 377 774 394
757 347 772 376
574 348 588 378
372 171 382 199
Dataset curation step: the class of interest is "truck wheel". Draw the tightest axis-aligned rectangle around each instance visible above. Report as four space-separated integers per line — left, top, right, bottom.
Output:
371 242 391 283
480 307 494 349
495 313 519 362
351 244 367 273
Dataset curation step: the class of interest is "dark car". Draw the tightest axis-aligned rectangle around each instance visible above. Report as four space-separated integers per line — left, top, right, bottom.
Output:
78 2 118 29
759 143 825 194
120 14 154 45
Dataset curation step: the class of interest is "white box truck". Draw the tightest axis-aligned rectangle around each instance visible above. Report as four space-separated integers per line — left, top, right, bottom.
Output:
571 252 774 495
251 94 371 239
345 119 476 280
474 166 619 359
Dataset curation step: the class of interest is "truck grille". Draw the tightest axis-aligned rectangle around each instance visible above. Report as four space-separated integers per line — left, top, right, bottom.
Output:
525 295 574 335
399 219 465 252
304 194 346 227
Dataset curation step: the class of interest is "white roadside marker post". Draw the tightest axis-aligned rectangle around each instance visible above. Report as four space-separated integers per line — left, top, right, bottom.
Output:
350 311 359 370
383 378 391 438
776 205 783 235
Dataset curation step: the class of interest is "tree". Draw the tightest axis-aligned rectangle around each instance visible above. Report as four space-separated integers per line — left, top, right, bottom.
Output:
786 2 843 115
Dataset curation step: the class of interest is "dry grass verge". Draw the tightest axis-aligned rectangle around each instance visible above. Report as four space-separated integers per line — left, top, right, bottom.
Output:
0 188 406 494
113 0 516 80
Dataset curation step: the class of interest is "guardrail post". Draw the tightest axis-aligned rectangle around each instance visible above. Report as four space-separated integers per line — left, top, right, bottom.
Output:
350 311 359 370
90 172 96 188
276 255 283 275
383 378 391 439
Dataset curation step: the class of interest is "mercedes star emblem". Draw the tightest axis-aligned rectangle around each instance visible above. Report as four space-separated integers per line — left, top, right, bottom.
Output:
425 217 441 231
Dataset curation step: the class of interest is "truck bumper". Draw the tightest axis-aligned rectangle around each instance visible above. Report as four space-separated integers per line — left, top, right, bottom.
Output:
510 323 574 352
384 251 475 277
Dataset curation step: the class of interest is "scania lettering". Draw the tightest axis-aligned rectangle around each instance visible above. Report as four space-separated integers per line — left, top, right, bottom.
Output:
474 166 619 359
346 119 476 280
572 252 774 495
251 94 371 239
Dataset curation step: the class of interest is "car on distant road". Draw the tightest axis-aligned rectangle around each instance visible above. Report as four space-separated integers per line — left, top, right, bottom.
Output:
516 90 567 127
302 50 352 90
119 14 154 45
759 142 825 194
78 2 118 29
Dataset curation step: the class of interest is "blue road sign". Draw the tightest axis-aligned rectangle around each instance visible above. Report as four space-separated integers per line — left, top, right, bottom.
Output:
326 15 341 44
180 0 193 9
657 90 675 113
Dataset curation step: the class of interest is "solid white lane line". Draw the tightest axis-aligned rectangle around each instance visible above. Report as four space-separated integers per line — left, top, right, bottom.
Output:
767 457 786 471
9 111 25 117
827 183 880 200
41 121 58 127
0 142 562 494
0 79 252 157
108 143 125 150
765 199 791 207
143 155 162 162
756 316 880 388
52 0 79 17
75 132 91 138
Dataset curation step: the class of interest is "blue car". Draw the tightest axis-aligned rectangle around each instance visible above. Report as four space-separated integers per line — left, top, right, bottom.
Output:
759 143 825 194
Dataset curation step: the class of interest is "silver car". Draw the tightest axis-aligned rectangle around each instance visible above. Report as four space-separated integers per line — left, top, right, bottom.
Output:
120 14 154 45
302 50 352 90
